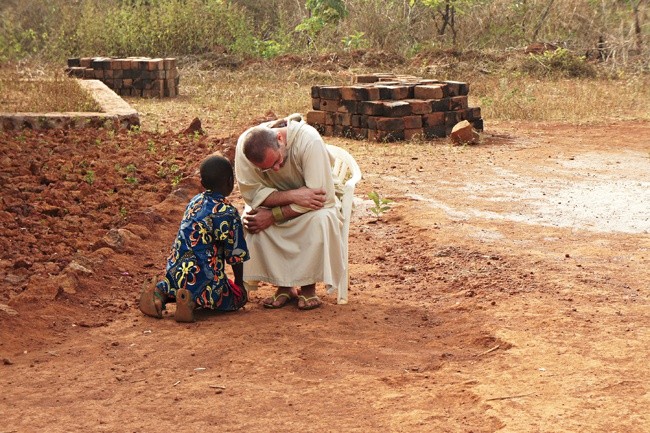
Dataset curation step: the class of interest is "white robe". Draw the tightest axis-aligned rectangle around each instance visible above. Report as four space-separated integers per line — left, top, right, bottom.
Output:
235 120 345 291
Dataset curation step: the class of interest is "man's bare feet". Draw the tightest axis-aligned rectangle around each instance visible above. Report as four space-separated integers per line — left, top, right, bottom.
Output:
263 287 297 309
174 288 195 322
297 284 322 310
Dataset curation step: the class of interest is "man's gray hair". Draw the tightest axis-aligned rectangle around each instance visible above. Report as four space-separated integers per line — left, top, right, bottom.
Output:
242 126 279 164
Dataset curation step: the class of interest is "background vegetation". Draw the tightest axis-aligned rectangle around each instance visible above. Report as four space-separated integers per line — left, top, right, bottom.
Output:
0 0 648 125
1 0 648 69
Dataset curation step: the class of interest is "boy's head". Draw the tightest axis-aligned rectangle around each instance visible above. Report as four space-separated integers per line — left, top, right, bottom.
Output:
200 155 234 196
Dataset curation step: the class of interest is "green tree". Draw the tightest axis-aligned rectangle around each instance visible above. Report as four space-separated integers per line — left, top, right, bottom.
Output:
295 0 348 48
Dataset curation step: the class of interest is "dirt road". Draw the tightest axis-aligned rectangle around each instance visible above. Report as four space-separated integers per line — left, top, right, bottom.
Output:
1 120 648 432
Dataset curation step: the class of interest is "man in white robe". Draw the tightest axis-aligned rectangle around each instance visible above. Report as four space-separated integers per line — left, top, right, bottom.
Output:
235 117 345 310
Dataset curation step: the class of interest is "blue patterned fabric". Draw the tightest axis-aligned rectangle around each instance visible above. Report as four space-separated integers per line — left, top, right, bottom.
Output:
157 191 249 311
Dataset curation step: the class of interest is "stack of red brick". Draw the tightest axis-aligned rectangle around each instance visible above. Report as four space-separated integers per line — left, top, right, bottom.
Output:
306 73 482 141
66 57 179 98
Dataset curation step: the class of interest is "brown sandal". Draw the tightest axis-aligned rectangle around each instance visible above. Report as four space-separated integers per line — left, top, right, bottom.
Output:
138 280 166 319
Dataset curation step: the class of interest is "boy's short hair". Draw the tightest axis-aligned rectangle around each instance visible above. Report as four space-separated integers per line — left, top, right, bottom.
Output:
200 155 233 191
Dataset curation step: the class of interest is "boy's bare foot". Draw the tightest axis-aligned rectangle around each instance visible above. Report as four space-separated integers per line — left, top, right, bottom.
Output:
175 288 195 322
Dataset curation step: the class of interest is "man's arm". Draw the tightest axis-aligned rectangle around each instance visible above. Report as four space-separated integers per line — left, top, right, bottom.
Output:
259 187 326 209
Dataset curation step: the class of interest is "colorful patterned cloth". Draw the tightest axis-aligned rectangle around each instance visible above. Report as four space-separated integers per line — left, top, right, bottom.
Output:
157 191 249 311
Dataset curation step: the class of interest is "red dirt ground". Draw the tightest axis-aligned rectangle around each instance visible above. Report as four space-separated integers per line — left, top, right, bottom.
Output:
0 120 648 432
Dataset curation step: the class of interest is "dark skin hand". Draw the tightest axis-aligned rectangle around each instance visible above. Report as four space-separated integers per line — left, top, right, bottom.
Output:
243 186 326 234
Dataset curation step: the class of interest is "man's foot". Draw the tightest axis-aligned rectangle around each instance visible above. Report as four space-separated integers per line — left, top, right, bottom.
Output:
297 295 322 310
175 288 195 323
138 280 166 319
297 284 322 310
263 288 297 309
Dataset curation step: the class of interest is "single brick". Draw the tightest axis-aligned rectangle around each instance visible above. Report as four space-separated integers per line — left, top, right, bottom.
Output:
163 58 177 70
429 98 451 112
335 113 352 126
355 74 380 83
382 101 412 117
468 106 482 120
449 96 469 110
351 115 368 128
306 110 326 125
312 98 321 110
403 115 423 129
472 119 484 131
311 86 321 98
320 99 340 112
67 58 81 67
444 80 469 96
340 86 370 101
360 101 384 116
404 128 424 141
324 112 336 126
404 99 432 114
423 126 447 139
414 84 444 100
319 86 341 100
338 100 359 114
422 112 445 127
445 111 462 126
148 59 164 71
375 117 405 131
387 85 412 100
374 86 393 100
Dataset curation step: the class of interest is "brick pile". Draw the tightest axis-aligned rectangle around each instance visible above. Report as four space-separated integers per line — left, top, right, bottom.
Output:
306 73 483 141
66 56 179 98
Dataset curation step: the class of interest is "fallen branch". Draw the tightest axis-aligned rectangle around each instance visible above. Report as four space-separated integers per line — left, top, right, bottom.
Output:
209 385 226 389
486 392 535 401
477 344 500 357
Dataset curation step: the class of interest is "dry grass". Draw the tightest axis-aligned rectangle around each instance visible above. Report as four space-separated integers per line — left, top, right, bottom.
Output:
472 74 650 123
128 61 650 136
3 61 649 133
0 69 101 113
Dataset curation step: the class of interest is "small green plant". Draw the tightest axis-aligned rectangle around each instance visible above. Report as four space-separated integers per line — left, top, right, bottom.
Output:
254 39 285 59
124 163 138 184
119 207 128 218
83 170 95 185
341 31 367 51
368 191 393 218
147 139 156 153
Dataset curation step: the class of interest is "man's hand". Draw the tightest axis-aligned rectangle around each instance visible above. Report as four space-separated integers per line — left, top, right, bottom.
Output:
291 187 326 210
243 208 275 234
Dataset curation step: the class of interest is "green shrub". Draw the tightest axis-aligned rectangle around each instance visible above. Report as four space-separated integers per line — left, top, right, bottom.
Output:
522 48 597 78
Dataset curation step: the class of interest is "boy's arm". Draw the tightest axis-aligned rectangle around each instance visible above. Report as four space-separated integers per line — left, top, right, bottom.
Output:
231 262 244 288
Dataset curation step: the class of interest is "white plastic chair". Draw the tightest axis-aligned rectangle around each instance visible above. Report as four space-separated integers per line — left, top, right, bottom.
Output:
326 144 362 304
